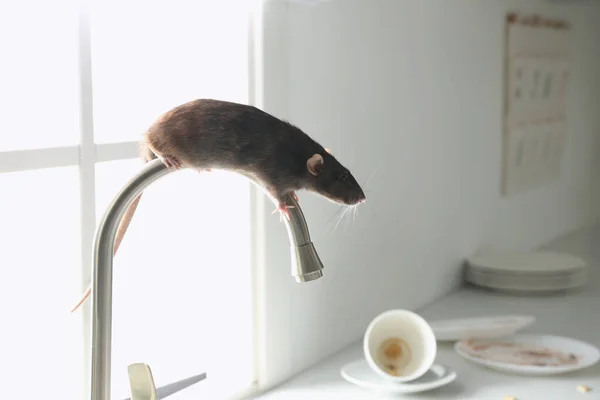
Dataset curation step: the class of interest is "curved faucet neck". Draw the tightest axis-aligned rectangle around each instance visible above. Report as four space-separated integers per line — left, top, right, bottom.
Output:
89 158 324 400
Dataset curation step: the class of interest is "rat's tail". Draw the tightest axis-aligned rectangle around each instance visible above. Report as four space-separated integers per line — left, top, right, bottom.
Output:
70 140 157 313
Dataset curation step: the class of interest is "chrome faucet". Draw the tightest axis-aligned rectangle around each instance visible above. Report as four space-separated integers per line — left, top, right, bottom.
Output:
89 158 325 400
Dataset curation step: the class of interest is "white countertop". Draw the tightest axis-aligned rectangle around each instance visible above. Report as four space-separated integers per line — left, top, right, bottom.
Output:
252 224 600 400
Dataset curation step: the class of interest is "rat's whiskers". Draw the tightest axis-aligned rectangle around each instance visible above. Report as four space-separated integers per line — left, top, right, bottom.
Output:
365 163 382 189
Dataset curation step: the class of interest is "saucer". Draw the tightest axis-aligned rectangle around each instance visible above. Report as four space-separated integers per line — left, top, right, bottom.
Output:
340 359 457 394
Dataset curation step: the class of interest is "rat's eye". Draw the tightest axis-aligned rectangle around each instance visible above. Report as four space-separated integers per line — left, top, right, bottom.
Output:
339 172 348 181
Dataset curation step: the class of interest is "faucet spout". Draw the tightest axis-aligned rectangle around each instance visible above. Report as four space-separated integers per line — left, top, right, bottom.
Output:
89 158 324 400
277 192 325 283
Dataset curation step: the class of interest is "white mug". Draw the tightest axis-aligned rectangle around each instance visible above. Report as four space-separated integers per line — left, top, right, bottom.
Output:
363 309 437 382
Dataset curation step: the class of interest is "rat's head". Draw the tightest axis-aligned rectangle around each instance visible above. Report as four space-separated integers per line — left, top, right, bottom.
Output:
305 150 366 206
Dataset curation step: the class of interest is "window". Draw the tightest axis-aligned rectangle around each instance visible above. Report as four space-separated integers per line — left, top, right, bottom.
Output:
0 0 255 399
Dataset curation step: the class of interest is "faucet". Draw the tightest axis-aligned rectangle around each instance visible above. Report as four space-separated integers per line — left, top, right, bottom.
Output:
89 158 325 400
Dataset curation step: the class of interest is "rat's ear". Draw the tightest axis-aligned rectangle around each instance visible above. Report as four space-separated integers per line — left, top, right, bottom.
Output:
325 147 333 155
306 153 324 176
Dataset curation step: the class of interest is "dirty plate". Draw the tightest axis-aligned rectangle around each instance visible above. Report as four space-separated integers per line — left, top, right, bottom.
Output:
454 334 600 375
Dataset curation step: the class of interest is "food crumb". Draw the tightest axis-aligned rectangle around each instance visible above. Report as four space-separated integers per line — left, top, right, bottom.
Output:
577 385 591 393
504 396 517 400
385 364 398 376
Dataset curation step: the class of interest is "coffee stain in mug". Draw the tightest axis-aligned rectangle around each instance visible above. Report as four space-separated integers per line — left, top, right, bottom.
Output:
377 337 412 376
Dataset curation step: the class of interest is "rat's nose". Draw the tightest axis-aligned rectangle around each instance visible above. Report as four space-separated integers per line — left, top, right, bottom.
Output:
358 190 366 203
351 195 366 205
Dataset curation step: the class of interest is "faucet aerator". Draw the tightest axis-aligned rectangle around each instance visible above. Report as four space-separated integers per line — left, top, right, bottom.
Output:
292 242 324 283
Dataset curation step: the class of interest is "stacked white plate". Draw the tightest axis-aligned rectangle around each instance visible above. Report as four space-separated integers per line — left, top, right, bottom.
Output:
464 251 587 294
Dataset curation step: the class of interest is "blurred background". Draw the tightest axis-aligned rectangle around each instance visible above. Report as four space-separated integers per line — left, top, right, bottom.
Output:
0 0 598 399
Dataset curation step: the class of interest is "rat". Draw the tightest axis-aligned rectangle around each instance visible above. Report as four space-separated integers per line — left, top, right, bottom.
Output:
71 98 366 312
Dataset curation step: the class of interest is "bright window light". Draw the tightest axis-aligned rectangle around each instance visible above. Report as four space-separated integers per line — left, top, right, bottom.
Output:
0 167 83 399
90 0 251 144
0 0 255 398
0 0 80 151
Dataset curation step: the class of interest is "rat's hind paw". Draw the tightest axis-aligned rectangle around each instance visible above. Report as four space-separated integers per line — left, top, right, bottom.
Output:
160 155 182 170
272 202 295 222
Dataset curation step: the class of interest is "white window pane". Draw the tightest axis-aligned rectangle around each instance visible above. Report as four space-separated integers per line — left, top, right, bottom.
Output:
0 167 83 399
0 0 80 151
95 160 253 399
90 0 250 144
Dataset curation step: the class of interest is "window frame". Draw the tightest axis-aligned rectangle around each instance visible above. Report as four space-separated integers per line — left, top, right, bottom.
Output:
0 1 261 397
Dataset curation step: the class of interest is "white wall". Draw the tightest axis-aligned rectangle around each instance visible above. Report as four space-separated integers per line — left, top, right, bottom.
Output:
253 0 600 390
